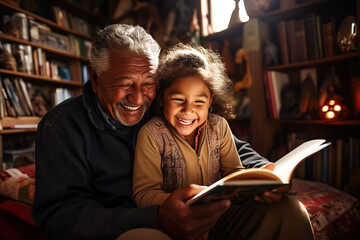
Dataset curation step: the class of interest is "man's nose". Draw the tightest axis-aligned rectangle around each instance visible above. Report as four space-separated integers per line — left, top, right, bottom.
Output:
127 87 145 105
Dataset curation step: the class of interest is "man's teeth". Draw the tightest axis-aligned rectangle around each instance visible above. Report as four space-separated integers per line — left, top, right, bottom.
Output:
178 118 193 125
122 104 141 111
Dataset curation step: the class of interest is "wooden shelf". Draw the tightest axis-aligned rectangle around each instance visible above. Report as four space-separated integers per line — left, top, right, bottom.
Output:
0 69 83 87
0 116 41 132
272 119 360 126
250 0 332 23
203 22 245 40
265 52 360 71
0 128 37 134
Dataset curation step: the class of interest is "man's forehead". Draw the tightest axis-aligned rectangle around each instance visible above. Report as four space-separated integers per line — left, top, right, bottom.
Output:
108 49 157 74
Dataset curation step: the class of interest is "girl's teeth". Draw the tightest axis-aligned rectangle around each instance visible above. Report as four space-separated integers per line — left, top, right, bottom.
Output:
179 119 193 125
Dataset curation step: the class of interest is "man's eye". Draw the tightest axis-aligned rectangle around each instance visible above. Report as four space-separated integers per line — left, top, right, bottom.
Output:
119 85 132 90
144 82 156 88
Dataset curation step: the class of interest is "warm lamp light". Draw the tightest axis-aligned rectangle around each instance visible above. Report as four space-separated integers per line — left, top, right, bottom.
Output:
319 96 348 120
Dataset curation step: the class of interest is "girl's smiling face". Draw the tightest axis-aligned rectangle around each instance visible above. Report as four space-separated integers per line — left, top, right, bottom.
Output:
162 76 212 138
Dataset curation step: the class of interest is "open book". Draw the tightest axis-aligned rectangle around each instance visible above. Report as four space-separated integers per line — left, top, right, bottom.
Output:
186 139 331 205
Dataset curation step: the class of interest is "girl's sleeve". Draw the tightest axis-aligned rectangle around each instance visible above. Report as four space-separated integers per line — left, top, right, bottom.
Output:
132 126 171 207
219 118 245 177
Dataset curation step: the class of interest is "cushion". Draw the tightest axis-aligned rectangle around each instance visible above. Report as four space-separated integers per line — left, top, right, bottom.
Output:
0 164 35 205
290 178 360 240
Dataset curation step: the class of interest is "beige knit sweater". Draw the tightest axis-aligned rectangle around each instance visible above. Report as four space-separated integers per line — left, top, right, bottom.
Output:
132 114 244 207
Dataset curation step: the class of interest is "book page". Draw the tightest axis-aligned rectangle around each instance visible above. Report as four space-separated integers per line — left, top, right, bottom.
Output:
273 139 331 183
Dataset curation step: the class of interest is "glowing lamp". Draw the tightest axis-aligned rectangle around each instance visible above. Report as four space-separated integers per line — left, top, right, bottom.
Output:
320 97 348 120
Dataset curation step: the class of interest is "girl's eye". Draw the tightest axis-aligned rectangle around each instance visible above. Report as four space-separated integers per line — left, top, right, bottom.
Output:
171 98 184 102
195 100 206 104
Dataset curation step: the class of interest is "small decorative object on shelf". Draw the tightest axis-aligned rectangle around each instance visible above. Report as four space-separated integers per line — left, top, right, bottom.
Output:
228 0 241 28
319 95 349 120
337 15 359 53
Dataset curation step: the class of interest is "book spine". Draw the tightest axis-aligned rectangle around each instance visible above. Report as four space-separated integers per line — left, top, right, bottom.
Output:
295 18 308 62
286 19 298 63
335 139 343 189
277 20 289 64
263 71 275 119
321 146 329 183
304 13 319 60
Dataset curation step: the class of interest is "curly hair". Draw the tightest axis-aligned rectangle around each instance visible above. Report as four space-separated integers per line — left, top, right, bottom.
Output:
156 43 235 119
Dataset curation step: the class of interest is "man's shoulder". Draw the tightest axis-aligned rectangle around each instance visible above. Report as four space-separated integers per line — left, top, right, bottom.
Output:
38 95 85 128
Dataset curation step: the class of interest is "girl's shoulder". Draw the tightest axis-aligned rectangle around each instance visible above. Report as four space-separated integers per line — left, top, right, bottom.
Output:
142 116 169 136
208 113 227 126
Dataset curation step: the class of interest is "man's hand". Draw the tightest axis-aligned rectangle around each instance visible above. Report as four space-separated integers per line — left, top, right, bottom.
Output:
254 163 291 203
157 184 231 240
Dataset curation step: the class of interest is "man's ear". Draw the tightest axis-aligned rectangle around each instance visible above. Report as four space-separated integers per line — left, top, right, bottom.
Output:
89 65 98 93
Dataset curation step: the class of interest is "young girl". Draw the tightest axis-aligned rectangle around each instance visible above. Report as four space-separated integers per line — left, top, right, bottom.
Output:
132 43 245 207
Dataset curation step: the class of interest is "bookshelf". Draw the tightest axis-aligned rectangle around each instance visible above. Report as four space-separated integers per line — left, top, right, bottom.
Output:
249 0 360 192
0 0 103 170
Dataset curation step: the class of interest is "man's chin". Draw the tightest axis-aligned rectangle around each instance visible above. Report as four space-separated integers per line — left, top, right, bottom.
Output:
114 108 146 127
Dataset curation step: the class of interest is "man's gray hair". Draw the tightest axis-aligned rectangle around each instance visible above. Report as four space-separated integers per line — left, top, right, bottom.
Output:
90 24 161 76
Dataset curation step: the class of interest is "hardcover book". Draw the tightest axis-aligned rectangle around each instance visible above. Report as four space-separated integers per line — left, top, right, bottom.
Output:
186 139 330 205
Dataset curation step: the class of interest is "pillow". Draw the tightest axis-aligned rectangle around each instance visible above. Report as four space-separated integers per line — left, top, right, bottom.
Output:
0 164 35 205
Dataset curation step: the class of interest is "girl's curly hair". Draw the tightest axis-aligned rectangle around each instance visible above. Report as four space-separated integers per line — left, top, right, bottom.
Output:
156 43 235 119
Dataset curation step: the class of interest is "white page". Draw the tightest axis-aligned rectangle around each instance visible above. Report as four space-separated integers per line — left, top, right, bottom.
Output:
273 139 330 183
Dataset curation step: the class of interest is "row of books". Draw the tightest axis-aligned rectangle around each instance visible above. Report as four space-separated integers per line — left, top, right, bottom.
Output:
2 43 72 80
288 134 360 190
3 12 92 57
277 12 336 64
52 6 96 36
0 75 74 118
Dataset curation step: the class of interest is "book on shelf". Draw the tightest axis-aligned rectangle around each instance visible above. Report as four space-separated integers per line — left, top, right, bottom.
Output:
286 19 298 63
322 19 336 57
0 78 16 117
186 139 330 205
304 13 320 60
277 20 289 64
13 78 32 116
81 64 89 83
264 71 289 119
2 77 24 116
263 71 276 119
18 78 34 116
295 18 308 62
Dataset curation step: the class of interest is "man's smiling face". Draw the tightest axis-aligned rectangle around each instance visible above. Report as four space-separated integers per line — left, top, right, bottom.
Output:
91 49 157 126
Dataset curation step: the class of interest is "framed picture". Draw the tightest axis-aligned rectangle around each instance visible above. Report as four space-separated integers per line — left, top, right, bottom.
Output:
38 29 71 53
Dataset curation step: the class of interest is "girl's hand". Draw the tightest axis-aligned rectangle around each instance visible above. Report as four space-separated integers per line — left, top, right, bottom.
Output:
254 163 291 203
